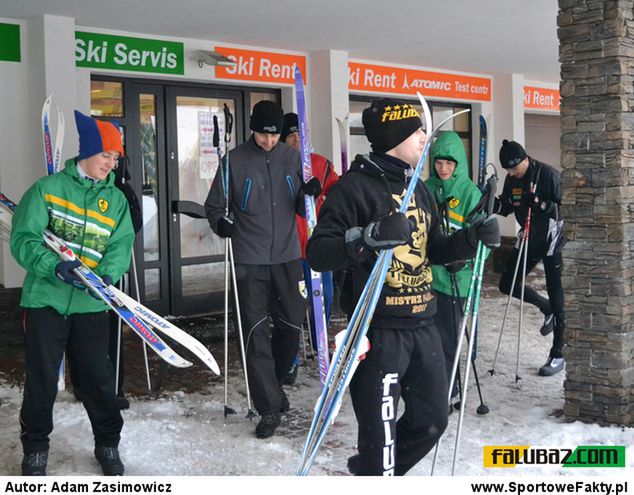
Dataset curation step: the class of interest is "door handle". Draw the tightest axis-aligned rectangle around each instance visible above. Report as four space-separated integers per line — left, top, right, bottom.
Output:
171 200 206 219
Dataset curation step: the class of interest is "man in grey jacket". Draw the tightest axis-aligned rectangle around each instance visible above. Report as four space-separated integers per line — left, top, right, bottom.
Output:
205 100 321 439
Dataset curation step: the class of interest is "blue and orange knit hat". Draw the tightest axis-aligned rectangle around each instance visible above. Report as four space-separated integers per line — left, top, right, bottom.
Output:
74 110 124 160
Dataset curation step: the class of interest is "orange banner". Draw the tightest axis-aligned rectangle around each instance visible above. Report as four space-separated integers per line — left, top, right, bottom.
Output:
214 46 306 84
348 62 491 101
524 86 560 111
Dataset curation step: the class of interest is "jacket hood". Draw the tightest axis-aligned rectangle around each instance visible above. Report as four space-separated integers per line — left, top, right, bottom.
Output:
428 131 469 198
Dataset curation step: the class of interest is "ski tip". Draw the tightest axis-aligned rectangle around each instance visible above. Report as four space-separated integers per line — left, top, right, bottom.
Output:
207 358 221 376
173 358 194 368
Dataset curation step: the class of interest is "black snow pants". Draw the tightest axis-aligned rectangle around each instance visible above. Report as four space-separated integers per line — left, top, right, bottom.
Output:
20 308 123 454
233 260 306 415
349 324 448 476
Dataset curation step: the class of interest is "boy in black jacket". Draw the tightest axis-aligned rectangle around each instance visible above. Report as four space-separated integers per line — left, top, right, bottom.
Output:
495 140 565 376
306 99 500 476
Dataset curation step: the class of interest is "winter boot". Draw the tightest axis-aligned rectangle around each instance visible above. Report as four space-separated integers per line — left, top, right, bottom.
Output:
116 395 130 410
347 454 361 475
255 413 281 439
540 314 554 336
283 360 298 385
22 451 48 476
94 445 124 476
538 357 565 376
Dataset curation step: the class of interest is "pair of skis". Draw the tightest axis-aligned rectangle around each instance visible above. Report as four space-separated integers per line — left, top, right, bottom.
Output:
42 95 66 390
294 67 330 387
0 195 220 375
296 92 470 475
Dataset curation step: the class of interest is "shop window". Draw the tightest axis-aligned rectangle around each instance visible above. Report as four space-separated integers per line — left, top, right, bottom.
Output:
90 80 124 118
249 91 280 112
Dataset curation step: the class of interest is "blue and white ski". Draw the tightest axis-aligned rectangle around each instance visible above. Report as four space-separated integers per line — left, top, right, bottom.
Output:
0 193 194 370
42 94 66 390
42 94 64 175
294 67 330 387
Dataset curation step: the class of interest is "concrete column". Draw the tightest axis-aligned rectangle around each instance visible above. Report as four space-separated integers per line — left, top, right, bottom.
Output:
1 14 78 288
308 50 349 174
491 73 525 237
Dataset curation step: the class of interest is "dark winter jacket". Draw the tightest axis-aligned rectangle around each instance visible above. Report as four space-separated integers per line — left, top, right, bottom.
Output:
426 131 482 297
205 136 303 265
496 158 562 246
306 152 477 329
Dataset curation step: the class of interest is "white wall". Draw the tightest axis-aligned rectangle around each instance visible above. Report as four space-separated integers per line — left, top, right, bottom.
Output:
0 18 31 287
525 113 561 170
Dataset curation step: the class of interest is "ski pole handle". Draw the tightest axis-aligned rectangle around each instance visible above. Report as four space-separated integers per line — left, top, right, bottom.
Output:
223 104 233 144
213 115 220 149
484 175 497 216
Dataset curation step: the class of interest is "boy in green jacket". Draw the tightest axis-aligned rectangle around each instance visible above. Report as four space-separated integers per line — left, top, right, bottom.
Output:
11 111 134 476
426 131 482 402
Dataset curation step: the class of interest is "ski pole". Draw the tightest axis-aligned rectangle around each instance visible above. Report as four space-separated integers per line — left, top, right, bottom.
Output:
214 114 236 417
305 310 315 360
452 244 488 474
115 277 124 396
120 154 153 393
130 248 152 391
513 168 540 383
450 272 489 416
431 174 497 475
431 242 483 475
488 234 525 375
228 239 257 419
215 107 256 419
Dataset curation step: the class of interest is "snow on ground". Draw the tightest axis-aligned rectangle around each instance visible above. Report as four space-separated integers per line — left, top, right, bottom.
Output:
0 288 632 477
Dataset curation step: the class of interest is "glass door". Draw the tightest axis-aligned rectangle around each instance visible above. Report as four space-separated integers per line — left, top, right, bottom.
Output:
165 86 243 315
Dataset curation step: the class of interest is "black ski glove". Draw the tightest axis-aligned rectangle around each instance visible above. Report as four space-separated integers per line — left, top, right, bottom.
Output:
216 216 235 238
55 259 86 290
301 176 322 198
362 212 413 251
466 215 501 249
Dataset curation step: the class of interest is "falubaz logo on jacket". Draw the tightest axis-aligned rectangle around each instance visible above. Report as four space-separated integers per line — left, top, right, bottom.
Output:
381 104 420 123
384 192 433 314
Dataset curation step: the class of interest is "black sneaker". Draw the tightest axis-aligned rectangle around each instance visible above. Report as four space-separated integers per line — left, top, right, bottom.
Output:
540 314 554 336
538 357 565 376
255 413 281 439
94 445 124 476
280 388 290 413
22 451 48 476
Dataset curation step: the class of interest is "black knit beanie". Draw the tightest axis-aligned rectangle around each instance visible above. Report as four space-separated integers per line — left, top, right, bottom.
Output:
499 139 527 169
362 98 422 153
281 113 299 142
249 100 284 134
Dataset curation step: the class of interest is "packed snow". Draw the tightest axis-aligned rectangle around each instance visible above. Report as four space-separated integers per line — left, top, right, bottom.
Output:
0 284 632 478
